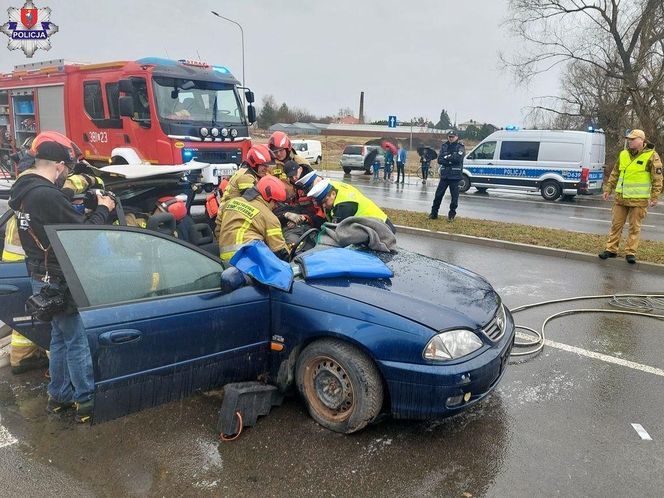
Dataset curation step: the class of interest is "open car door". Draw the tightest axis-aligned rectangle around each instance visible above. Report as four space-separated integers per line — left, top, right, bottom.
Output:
43 225 271 423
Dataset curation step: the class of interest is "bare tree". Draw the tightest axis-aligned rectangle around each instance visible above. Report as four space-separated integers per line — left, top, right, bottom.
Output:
505 0 664 150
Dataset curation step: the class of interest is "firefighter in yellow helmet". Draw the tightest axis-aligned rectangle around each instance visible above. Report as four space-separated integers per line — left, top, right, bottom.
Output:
218 175 289 263
599 129 663 264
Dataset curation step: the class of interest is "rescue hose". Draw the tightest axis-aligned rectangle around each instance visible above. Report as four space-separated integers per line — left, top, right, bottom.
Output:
509 293 664 357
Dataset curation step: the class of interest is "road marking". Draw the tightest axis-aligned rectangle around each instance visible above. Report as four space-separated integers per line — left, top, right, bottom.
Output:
0 424 18 449
516 332 664 378
568 216 656 228
631 423 653 440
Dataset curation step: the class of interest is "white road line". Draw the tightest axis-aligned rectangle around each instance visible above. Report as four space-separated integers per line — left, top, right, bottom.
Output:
0 424 18 449
516 331 664 378
631 423 653 441
568 216 656 228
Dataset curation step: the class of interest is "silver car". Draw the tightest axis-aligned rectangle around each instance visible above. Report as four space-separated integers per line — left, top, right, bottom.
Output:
339 145 383 174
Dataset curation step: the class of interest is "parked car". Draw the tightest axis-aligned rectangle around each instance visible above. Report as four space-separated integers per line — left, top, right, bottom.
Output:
462 129 606 200
292 139 322 165
340 144 383 175
0 164 515 433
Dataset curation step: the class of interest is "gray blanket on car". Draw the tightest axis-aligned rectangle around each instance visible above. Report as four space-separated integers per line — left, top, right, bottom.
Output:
317 217 397 253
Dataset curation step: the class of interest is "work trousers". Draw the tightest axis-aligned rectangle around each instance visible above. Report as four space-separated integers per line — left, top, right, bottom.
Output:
384 161 393 180
431 178 460 218
396 162 405 183
605 204 648 255
31 279 94 404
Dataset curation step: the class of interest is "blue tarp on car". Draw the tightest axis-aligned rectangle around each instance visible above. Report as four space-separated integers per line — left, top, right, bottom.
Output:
230 241 294 291
298 248 393 280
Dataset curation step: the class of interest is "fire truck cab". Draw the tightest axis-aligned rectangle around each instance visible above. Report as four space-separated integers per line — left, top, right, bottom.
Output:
0 57 255 182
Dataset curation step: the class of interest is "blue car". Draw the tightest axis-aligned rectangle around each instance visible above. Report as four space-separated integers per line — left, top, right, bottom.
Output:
0 166 514 434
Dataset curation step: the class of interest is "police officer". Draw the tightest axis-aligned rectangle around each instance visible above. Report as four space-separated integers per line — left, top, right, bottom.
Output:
599 129 662 264
218 176 289 263
214 144 274 239
308 178 396 233
8 132 115 422
429 131 465 221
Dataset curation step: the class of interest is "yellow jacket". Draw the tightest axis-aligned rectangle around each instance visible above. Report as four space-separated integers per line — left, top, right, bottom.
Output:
604 147 663 206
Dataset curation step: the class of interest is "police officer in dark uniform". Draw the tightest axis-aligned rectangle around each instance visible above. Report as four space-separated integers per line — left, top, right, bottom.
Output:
429 131 465 221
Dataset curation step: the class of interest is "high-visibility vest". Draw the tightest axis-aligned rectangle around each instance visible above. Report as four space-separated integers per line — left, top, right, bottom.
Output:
331 182 387 222
616 149 655 198
1 216 25 262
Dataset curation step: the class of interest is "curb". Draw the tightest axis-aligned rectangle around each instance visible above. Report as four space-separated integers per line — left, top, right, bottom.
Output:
395 225 664 275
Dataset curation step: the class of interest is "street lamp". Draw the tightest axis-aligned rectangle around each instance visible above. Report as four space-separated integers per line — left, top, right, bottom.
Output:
211 10 245 105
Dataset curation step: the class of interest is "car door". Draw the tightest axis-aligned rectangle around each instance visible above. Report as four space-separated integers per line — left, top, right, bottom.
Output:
42 224 271 422
0 210 53 347
465 140 498 184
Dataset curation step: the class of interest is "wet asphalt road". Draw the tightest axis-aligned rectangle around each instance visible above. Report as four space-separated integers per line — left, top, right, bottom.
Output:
321 169 664 242
1 232 663 497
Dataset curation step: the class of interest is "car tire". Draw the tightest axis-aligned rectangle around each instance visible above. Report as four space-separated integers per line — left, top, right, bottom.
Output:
315 156 322 165
342 167 352 175
459 174 470 193
561 194 576 202
476 187 488 194
296 339 383 434
540 180 562 201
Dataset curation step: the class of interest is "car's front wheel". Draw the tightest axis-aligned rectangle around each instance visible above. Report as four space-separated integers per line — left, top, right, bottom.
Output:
342 167 352 174
296 339 383 434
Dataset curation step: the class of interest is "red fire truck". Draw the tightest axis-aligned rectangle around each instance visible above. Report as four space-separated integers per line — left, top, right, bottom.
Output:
0 57 256 180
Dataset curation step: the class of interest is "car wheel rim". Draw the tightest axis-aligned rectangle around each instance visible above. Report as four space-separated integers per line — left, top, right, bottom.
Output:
304 356 354 420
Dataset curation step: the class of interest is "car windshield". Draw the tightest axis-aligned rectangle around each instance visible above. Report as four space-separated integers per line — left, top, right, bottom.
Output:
343 146 363 155
152 76 244 125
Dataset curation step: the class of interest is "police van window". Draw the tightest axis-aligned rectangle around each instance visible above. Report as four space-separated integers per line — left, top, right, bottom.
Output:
538 142 583 163
106 82 119 119
499 141 540 161
471 141 496 160
83 81 105 120
53 229 222 307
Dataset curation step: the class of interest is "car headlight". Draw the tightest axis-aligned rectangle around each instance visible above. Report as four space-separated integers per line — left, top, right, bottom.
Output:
423 329 483 361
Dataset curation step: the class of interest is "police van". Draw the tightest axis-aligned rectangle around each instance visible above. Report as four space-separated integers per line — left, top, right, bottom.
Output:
461 129 606 201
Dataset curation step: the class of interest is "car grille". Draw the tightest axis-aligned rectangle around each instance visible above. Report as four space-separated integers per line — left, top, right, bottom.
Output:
194 148 242 164
481 305 505 342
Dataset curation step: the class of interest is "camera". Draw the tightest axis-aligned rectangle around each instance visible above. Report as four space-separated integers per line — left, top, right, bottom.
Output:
25 285 68 322
83 189 117 210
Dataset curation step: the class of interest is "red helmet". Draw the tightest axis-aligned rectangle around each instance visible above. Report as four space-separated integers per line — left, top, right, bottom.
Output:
268 131 291 152
157 196 187 221
245 144 275 171
32 131 83 162
256 176 287 203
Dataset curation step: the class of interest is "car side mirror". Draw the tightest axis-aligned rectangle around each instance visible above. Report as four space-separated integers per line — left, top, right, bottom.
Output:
220 267 248 294
245 90 255 103
119 96 134 117
118 79 133 94
247 104 256 124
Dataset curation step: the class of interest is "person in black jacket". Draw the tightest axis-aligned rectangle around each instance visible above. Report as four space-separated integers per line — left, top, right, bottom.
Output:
429 131 465 221
8 132 115 423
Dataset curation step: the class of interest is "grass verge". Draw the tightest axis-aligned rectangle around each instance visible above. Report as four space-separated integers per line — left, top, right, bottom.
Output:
384 208 664 265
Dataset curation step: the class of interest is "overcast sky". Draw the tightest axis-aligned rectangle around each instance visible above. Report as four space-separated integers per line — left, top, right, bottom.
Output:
1 0 562 126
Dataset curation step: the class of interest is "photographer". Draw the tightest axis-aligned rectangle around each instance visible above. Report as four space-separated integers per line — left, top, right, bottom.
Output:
8 131 115 423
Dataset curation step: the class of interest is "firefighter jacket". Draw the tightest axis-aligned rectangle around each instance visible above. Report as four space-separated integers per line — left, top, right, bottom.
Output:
218 190 288 263
438 141 465 180
215 167 259 238
604 145 663 207
327 181 388 223
2 215 24 262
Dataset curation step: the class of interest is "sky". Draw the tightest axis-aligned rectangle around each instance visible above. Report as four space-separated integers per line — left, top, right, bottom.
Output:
0 0 563 127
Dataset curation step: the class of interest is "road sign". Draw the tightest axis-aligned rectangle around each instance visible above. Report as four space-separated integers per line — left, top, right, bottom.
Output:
388 116 397 128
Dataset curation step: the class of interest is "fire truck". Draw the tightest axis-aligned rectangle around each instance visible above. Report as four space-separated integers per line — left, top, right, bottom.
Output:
0 57 256 181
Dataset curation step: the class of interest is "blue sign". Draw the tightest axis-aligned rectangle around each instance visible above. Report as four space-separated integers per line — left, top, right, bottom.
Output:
388 115 397 128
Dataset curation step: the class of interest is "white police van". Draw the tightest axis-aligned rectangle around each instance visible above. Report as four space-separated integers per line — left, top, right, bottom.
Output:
461 129 605 201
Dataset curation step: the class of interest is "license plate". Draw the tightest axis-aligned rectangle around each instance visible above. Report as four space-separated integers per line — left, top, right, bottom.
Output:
213 167 236 177
589 182 597 187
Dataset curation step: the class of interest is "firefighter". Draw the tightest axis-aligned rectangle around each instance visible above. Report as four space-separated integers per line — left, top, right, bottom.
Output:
3 140 102 375
268 131 309 180
599 129 663 264
214 144 274 238
218 176 289 263
279 161 325 229
308 179 396 233
121 195 187 235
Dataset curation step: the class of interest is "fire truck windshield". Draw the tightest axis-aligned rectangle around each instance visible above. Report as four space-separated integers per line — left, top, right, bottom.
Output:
152 77 244 126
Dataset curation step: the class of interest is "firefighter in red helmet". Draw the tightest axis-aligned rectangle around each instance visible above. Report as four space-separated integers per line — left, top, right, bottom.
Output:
218 175 289 262
268 131 309 180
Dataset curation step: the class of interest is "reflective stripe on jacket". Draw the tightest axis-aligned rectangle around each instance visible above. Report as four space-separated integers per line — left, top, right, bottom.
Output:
330 182 387 222
1 215 25 262
616 149 655 199
218 196 286 262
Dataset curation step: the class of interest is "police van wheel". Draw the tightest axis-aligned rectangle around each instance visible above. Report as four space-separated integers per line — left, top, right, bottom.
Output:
296 339 383 434
458 174 470 193
541 180 562 201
